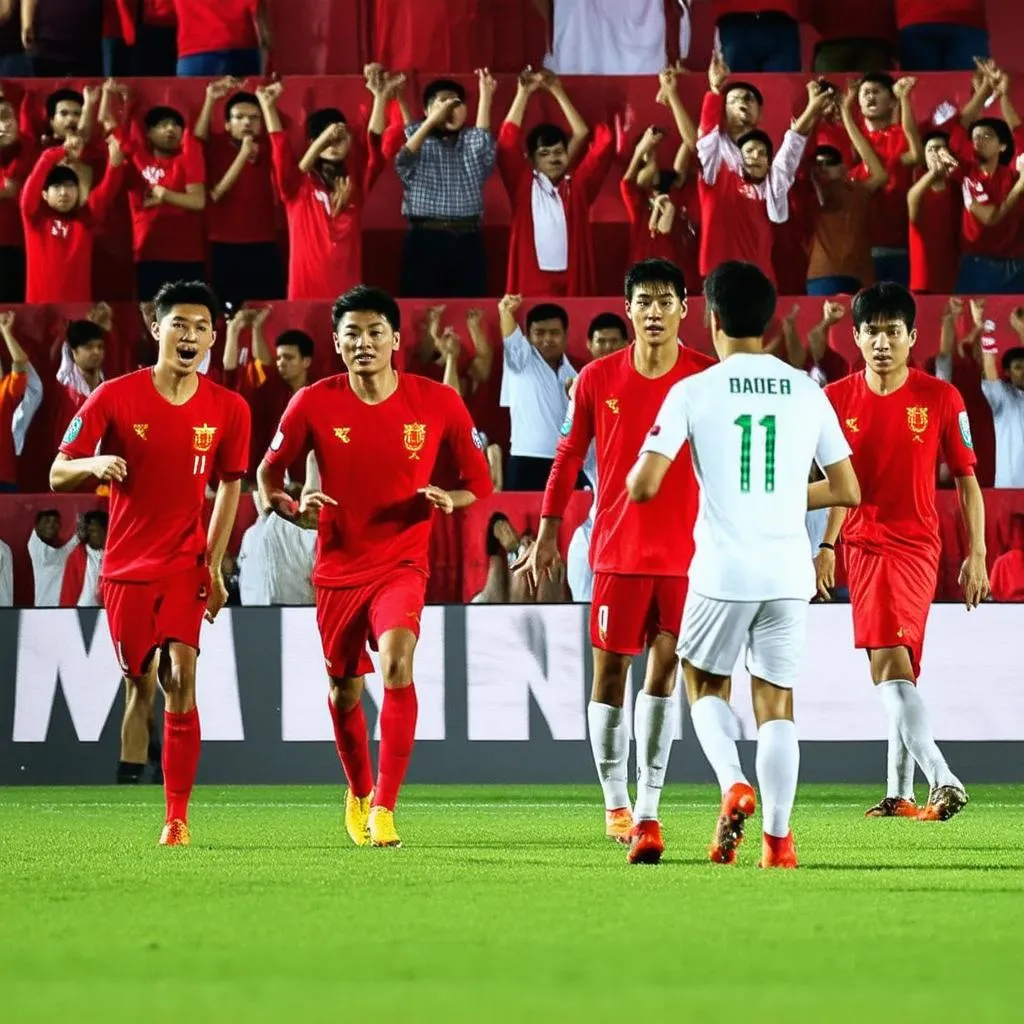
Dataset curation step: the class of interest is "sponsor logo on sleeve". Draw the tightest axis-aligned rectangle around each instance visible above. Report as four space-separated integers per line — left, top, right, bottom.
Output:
471 428 485 450
560 399 575 437
958 410 974 449
62 416 83 445
270 430 284 452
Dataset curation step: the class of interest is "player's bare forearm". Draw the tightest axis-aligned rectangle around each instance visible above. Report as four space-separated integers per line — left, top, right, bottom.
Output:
161 186 206 211
0 323 28 369
955 474 987 557
536 516 561 545
206 478 242 571
820 505 848 545
448 489 479 510
981 352 1000 381
627 452 671 502
49 454 97 491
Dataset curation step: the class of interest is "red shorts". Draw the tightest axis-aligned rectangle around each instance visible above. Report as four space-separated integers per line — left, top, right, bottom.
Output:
101 563 211 677
846 546 938 678
315 567 427 679
590 573 688 655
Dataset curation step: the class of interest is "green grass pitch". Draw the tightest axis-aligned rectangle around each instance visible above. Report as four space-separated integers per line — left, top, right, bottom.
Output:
1 784 1021 1022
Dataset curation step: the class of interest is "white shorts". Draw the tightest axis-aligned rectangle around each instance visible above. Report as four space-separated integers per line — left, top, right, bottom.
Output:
677 592 808 689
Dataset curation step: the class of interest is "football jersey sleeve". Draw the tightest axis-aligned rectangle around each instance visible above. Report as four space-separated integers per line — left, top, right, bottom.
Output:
216 392 252 480
640 378 691 461
540 367 596 519
814 389 852 468
441 390 493 498
940 385 977 477
58 381 111 459
263 387 311 471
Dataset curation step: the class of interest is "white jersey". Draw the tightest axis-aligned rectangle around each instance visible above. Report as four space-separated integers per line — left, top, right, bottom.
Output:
641 352 851 601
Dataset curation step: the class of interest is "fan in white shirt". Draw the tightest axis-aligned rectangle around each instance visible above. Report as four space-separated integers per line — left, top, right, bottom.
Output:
28 509 79 607
629 260 860 869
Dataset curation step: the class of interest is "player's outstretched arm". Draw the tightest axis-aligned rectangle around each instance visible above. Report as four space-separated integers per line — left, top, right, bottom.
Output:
807 457 860 511
627 452 671 503
49 452 126 491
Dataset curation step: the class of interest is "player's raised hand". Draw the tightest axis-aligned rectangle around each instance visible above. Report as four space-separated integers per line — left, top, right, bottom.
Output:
958 553 990 610
822 300 846 326
90 455 127 482
0 310 15 333
945 296 964 319
1010 306 1024 338
969 297 987 328
893 76 917 100
813 547 835 602
204 571 229 623
418 485 455 514
499 294 522 318
708 50 729 94
256 80 283 104
477 67 497 97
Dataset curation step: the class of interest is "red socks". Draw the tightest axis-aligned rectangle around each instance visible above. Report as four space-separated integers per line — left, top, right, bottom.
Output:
374 684 418 811
163 707 201 823
327 695 374 798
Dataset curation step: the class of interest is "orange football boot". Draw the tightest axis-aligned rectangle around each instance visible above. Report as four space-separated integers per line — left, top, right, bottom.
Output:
627 820 665 865
917 785 969 822
864 796 918 818
758 831 798 869
709 782 757 864
158 818 190 846
605 807 634 845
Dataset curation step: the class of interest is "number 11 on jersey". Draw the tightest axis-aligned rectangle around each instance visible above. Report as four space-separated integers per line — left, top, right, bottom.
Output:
735 414 776 493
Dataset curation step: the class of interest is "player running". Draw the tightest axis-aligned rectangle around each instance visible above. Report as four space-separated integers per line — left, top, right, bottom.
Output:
51 281 251 846
629 261 860 868
519 258 714 865
257 286 492 848
818 282 988 822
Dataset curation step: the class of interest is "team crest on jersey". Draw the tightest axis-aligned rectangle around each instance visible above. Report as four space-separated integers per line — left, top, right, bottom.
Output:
133 424 148 440
958 410 974 449
62 416 83 445
333 427 351 443
906 406 928 443
193 423 217 453
404 423 426 460
606 398 619 415
844 418 859 433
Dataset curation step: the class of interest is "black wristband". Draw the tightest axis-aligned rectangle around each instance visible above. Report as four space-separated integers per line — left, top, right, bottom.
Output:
818 542 835 551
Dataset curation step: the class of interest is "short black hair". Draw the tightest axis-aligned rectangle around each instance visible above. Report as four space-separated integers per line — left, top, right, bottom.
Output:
859 72 896 94
624 258 687 302
44 165 79 190
144 105 186 131
332 285 401 332
725 81 764 107
82 509 108 530
703 261 777 340
46 88 83 120
306 107 346 140
275 330 315 360
225 91 261 119
654 168 681 194
851 281 917 332
527 123 570 157
923 129 951 147
970 117 1015 165
153 280 222 324
1002 346 1024 373
526 303 569 331
588 313 629 340
423 79 466 109
736 129 774 160
815 144 843 164
35 509 60 524
67 320 106 350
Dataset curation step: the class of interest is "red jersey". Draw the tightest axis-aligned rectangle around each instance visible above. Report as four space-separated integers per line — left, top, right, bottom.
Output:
852 123 912 250
809 0 896 40
204 134 276 244
620 179 685 265
0 371 27 485
172 0 257 59
0 140 34 248
374 0 487 73
895 0 985 30
225 359 305 479
263 373 493 588
909 178 961 294
541 344 715 576
20 148 124 302
124 133 206 262
59 369 251 582
825 369 976 555
269 131 383 301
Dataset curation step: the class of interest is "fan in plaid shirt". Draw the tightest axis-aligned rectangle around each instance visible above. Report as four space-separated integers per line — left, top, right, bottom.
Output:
395 71 498 297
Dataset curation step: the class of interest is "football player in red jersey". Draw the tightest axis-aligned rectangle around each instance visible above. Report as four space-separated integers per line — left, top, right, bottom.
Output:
51 280 252 846
257 286 492 848
818 282 989 822
519 258 715 865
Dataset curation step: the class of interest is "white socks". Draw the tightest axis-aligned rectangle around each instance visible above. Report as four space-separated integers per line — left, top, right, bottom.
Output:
877 680 961 790
587 701 630 810
690 696 747 794
756 719 800 838
886 719 915 800
634 692 674 822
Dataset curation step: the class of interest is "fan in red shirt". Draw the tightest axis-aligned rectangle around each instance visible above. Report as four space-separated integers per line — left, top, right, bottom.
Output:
518 259 714 866
256 80 388 301
257 286 492 849
908 130 963 294
620 67 697 288
498 69 615 297
51 280 252 846
0 89 32 302
195 79 283 305
818 283 988 824
697 67 825 286
373 0 492 75
172 0 268 78
19 133 125 303
849 73 923 288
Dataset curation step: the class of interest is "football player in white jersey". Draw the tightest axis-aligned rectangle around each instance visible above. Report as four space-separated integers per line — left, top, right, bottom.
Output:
627 261 861 868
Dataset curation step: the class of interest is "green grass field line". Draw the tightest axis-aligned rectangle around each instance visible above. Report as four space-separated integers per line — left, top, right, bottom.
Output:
1 784 1021 1022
